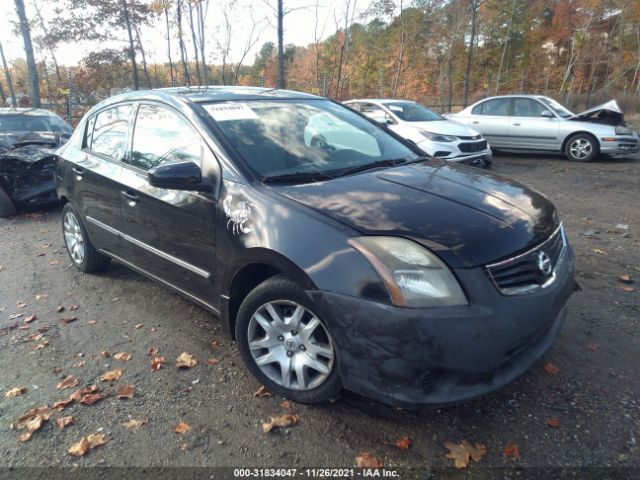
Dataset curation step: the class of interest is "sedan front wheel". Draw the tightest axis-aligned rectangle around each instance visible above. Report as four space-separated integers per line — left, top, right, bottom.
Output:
565 134 599 162
236 275 342 403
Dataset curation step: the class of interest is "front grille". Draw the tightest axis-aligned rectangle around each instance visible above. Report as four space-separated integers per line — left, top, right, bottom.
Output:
487 225 566 295
458 140 487 153
456 134 482 140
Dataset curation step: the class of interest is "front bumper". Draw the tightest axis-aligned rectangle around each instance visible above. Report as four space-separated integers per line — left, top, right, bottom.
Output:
416 139 493 166
599 134 639 155
310 244 575 408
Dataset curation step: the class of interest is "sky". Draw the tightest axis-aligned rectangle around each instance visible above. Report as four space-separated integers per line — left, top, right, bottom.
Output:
0 0 373 68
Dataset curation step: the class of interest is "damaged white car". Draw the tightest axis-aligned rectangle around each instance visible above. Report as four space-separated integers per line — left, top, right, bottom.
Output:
448 96 639 162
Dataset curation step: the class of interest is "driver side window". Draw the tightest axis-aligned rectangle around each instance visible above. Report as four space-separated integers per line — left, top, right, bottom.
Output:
129 104 203 171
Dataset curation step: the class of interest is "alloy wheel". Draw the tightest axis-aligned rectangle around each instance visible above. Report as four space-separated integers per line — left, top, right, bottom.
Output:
247 300 335 391
63 211 85 264
569 138 592 160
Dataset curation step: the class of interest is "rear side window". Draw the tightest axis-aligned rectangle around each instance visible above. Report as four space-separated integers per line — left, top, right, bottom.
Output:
129 104 203 171
90 104 133 160
477 99 510 116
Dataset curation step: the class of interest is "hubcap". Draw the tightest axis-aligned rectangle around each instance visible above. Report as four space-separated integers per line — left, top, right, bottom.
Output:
247 300 334 390
569 138 592 159
63 211 85 264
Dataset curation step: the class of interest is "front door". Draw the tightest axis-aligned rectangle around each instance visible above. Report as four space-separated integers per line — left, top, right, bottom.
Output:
116 103 219 307
510 98 560 150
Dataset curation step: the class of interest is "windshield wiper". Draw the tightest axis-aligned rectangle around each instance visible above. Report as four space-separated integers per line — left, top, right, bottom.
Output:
335 157 415 177
261 170 335 184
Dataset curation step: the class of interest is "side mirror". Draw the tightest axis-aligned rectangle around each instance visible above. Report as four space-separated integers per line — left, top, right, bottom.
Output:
147 161 210 192
540 110 554 118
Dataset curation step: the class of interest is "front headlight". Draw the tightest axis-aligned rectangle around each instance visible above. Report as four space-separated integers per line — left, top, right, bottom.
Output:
615 126 633 135
349 236 468 308
419 130 457 142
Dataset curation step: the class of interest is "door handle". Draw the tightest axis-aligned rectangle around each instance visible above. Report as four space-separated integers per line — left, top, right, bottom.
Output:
513 123 521 126
72 167 85 180
121 190 139 206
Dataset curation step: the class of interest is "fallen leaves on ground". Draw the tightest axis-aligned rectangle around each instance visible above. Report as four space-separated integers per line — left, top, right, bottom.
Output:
116 384 135 399
444 440 487 468
262 414 300 433
5 386 26 398
543 362 560 375
100 351 110 357
587 342 599 352
9 313 24 319
173 421 191 434
59 316 78 325
147 346 159 356
151 356 166 371
69 437 90 456
114 352 132 362
618 274 633 284
176 352 197 369
24 314 37 324
100 368 123 382
395 436 412 450
16 300 27 308
86 320 97 325
211 340 222 347
123 417 149 429
53 398 75 411
73 360 86 368
87 433 106 448
35 340 49 350
70 385 99 401
280 400 292 409
56 306 65 313
504 443 521 461
13 407 50 442
592 248 608 256
207 357 219 365
57 375 80 390
620 285 635 292
254 386 272 398
355 452 384 468
68 305 79 311
80 393 106 405
50 260 60 265
134 323 143 329
547 418 560 428
56 416 75 429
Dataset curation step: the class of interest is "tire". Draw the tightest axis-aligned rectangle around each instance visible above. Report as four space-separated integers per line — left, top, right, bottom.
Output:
62 203 110 273
0 187 18 218
565 133 599 162
236 275 342 403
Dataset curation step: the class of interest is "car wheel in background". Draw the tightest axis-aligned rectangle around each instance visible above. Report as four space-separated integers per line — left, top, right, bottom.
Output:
62 203 110 273
236 275 342 403
0 187 18 218
565 133 599 162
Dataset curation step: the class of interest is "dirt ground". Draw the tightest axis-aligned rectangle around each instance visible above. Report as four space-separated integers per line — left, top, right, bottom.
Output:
0 151 639 478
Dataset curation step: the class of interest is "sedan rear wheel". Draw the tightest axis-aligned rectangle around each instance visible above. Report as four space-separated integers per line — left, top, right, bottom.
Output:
565 134 598 162
236 275 342 403
61 203 110 273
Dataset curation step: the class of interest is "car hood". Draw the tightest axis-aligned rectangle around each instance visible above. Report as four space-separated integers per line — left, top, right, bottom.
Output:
402 120 481 137
272 160 558 268
568 99 622 120
0 131 63 154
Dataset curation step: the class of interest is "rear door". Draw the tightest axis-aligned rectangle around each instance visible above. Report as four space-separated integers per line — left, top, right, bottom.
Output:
466 98 512 147
116 102 219 307
510 97 560 150
72 103 134 252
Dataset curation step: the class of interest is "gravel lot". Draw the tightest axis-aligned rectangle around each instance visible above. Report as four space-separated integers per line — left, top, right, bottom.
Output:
1 152 639 478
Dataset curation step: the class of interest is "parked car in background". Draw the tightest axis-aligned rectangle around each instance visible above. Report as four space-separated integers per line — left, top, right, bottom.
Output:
0 108 73 217
344 99 493 167
448 96 640 162
55 86 575 407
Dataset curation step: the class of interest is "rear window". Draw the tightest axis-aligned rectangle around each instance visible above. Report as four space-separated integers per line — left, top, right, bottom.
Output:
90 104 133 160
476 98 510 116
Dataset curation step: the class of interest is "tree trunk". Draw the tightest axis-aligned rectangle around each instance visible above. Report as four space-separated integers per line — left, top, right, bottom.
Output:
176 0 191 86
134 23 152 88
33 0 61 82
495 0 516 95
164 7 175 84
277 0 285 88
197 1 207 85
122 0 139 90
462 0 478 108
188 4 202 84
0 40 17 107
391 0 405 98
14 0 41 107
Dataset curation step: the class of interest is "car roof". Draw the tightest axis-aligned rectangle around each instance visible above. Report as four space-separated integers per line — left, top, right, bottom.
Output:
345 98 418 105
0 108 60 116
473 94 550 102
103 86 321 105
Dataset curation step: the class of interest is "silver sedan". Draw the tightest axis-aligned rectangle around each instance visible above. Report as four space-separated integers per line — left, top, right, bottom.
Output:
448 95 640 162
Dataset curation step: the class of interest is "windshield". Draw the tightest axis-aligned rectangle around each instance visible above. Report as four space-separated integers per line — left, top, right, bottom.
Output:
0 113 72 134
207 99 419 181
538 98 573 118
385 102 443 122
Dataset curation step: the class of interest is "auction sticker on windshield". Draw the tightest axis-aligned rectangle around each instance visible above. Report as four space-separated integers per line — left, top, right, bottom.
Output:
204 103 258 122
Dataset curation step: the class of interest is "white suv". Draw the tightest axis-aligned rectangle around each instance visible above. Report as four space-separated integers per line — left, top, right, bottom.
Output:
344 99 493 167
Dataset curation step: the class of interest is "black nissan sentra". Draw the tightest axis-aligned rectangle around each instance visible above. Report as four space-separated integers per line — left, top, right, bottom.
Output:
55 87 576 407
